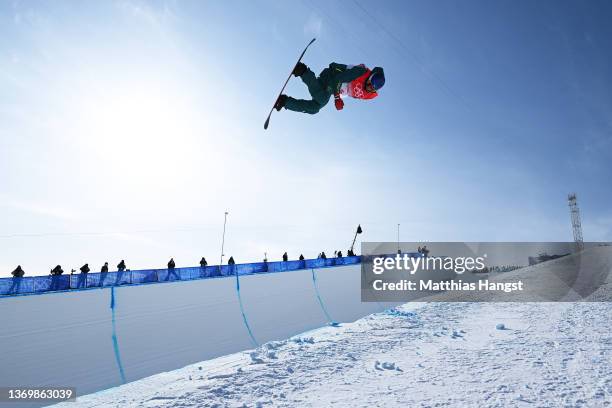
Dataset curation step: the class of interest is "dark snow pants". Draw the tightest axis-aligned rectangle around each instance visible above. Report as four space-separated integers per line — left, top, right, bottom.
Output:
284 66 333 114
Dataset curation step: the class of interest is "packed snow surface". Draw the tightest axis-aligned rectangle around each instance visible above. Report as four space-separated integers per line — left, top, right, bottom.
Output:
55 301 612 407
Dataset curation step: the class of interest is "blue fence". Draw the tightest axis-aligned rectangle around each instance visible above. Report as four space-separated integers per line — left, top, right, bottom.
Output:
0 256 362 297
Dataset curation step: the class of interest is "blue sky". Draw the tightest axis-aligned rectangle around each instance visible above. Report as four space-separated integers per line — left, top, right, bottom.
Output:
1 0 611 276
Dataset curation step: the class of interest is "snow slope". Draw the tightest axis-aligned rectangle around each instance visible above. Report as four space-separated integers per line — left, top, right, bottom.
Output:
53 249 612 407
0 263 398 404
53 300 611 407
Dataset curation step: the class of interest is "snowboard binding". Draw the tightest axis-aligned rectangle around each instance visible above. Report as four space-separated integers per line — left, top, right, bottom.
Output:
292 62 307 77
274 94 288 111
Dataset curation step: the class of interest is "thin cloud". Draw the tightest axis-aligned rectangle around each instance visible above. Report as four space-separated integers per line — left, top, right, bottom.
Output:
304 13 323 38
115 0 177 28
111 232 167 250
11 0 21 24
0 198 78 221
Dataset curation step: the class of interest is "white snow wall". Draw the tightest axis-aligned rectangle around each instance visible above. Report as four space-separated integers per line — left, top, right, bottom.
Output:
0 264 395 406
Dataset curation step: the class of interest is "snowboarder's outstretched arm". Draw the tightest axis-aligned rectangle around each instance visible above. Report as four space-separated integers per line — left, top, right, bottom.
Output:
328 63 368 84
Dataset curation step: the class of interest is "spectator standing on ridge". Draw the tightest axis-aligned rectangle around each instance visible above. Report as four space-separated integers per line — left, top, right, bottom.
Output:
50 265 64 276
168 258 176 269
282 252 288 262
320 252 327 259
80 264 90 274
422 246 429 257
200 257 207 267
101 262 109 273
337 251 343 258
299 254 305 261
117 260 126 272
12 265 24 277
228 256 235 265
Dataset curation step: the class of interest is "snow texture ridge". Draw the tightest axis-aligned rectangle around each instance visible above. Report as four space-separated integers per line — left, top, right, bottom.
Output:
54 301 612 408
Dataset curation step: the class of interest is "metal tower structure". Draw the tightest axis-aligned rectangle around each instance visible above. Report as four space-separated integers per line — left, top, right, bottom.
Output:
568 193 584 251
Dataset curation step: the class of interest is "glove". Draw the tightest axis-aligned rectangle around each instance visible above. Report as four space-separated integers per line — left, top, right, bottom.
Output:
334 94 344 111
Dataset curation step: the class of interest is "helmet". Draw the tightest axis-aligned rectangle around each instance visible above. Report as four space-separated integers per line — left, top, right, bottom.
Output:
369 67 385 90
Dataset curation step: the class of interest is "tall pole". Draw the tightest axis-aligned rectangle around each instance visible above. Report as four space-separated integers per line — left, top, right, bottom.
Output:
397 223 400 254
568 194 584 251
350 224 363 253
220 211 228 265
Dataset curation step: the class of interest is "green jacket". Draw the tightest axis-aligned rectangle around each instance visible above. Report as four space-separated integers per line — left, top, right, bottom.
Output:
320 63 368 94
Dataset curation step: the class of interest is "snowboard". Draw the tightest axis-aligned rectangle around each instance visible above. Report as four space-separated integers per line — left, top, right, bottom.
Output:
264 38 316 130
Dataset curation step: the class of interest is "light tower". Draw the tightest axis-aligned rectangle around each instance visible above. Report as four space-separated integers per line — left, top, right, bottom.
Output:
568 193 584 251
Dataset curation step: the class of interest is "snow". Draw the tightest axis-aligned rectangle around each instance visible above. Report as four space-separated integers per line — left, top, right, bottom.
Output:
51 249 612 407
53 300 612 407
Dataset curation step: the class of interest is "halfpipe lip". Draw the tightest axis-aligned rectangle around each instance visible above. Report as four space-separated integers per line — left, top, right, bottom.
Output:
0 256 363 299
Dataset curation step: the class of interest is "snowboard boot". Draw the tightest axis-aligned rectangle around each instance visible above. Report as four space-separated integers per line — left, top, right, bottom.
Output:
274 94 288 111
292 62 307 77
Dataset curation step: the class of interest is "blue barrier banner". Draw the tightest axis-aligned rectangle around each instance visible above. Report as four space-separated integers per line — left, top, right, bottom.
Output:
176 268 196 281
0 256 364 297
157 268 181 282
71 274 88 289
200 266 221 278
0 277 34 295
34 275 71 293
134 270 158 284
100 271 132 287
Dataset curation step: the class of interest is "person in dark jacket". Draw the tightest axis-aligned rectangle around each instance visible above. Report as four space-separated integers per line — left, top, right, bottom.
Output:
167 258 176 269
12 265 25 277
199 257 208 267
117 260 126 272
320 252 327 259
337 250 343 258
299 254 305 261
9 266 25 293
282 252 288 262
50 265 64 276
101 262 109 273
228 256 235 265
80 263 90 274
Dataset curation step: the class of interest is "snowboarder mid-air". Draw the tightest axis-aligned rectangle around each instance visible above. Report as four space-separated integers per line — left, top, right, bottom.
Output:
274 62 385 114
